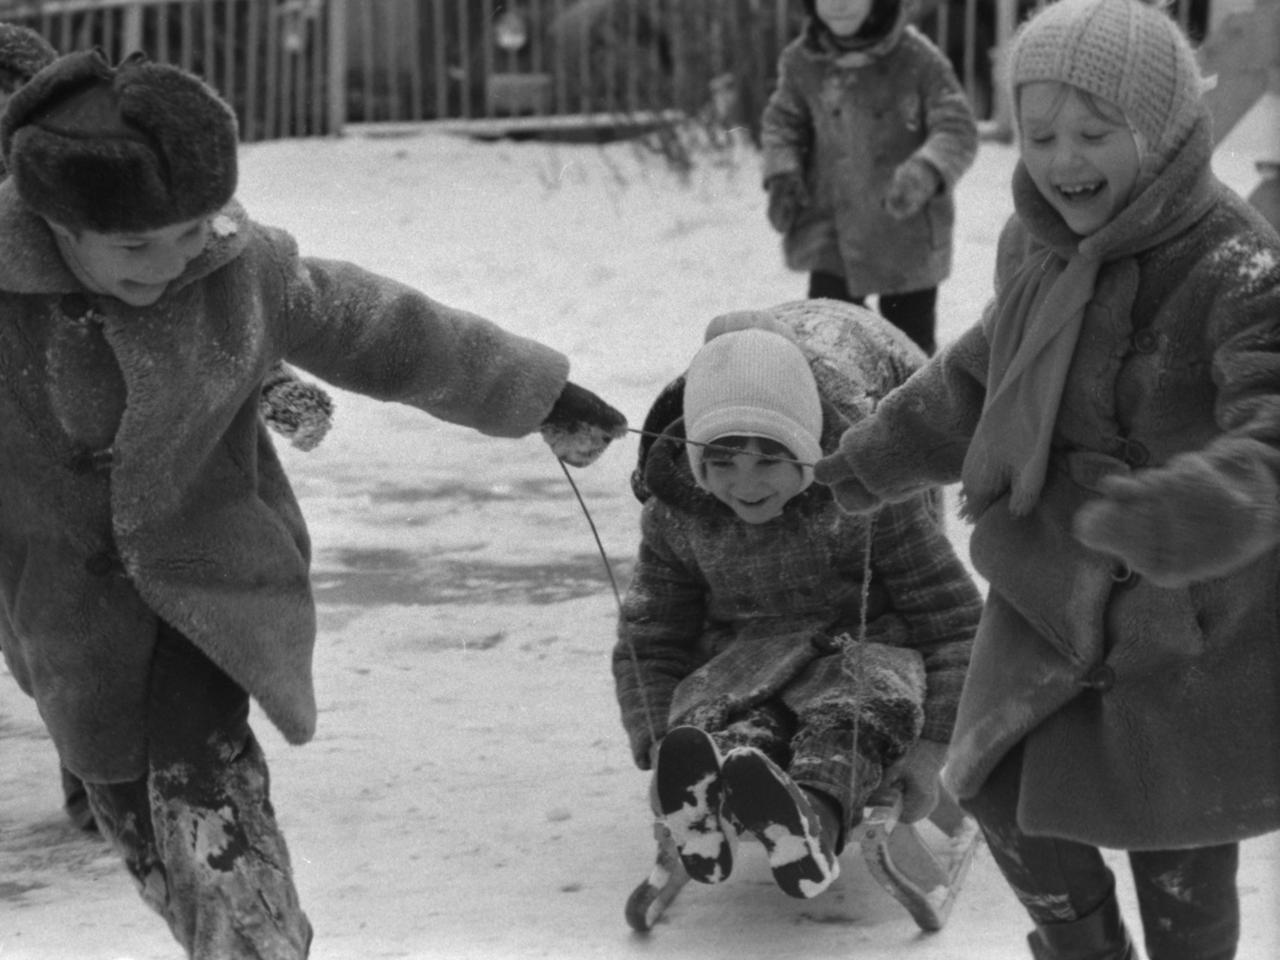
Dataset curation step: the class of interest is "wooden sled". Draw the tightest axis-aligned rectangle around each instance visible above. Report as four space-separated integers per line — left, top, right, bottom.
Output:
624 782 982 934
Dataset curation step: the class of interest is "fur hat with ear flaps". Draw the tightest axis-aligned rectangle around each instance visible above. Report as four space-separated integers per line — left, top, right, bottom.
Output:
2 49 238 233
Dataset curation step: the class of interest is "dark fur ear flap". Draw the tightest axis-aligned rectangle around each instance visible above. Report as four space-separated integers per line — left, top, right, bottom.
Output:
631 375 686 503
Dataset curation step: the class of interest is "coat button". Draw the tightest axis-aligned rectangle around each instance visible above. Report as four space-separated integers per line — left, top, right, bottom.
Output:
84 551 120 576
1119 438 1150 467
1111 562 1136 584
1081 664 1116 691
1132 329 1159 353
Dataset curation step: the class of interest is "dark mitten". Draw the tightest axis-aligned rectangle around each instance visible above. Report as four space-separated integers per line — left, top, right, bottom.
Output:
765 172 809 233
260 362 334 451
884 157 940 220
540 380 628 467
1073 451 1280 587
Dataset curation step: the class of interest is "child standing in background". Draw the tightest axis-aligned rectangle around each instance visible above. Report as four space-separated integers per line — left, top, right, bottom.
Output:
0 48 625 958
814 1 1280 957
615 301 980 899
761 0 978 355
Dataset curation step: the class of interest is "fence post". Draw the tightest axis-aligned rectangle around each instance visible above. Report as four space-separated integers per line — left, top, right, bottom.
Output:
327 0 349 136
985 0 1018 141
123 2 143 56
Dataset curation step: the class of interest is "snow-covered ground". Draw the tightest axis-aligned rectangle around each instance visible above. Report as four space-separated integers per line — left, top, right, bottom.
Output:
1 120 1276 960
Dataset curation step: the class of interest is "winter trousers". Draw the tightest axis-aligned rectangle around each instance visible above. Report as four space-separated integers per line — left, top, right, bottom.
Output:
807 271 938 356
704 699 908 852
83 622 312 959
964 741 1240 960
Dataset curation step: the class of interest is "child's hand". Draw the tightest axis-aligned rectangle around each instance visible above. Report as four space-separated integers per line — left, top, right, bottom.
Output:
880 740 948 823
765 172 808 233
540 381 628 467
884 158 940 220
1073 452 1280 587
813 448 881 513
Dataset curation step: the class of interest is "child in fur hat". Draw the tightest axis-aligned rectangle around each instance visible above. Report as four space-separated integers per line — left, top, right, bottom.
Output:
0 28 333 838
615 299 980 899
814 1 1280 956
760 0 978 355
0 48 625 959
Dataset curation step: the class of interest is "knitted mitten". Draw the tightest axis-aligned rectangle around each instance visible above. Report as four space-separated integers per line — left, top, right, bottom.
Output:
259 362 334 452
765 172 808 233
884 157 940 220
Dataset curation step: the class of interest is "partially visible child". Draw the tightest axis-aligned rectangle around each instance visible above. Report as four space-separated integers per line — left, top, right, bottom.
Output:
0 48 625 958
813 1 1280 957
760 0 978 355
614 300 980 899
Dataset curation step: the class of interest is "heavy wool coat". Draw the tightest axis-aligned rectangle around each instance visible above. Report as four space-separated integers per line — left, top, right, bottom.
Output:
833 117 1280 849
613 300 981 769
0 183 569 782
760 7 977 296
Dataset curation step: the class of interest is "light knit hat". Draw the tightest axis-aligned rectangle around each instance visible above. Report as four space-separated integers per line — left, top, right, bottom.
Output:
1007 0 1206 183
683 327 823 492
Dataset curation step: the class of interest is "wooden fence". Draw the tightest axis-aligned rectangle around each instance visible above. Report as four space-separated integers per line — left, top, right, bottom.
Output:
0 0 1226 143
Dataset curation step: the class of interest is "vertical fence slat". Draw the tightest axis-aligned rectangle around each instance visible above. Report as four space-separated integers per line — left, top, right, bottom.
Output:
265 0 280 138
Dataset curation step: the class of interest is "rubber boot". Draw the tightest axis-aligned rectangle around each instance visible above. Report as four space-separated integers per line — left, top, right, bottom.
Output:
1027 894 1137 960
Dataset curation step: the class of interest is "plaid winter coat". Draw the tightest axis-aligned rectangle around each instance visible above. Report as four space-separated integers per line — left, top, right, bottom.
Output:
0 185 569 782
835 116 1280 849
760 7 977 296
613 300 981 769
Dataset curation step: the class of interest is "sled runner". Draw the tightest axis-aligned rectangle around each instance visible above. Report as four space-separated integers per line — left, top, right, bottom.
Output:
624 781 982 934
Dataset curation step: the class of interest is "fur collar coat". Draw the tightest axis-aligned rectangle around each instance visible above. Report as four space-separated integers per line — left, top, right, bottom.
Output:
613 300 981 768
831 117 1280 848
760 6 978 296
0 182 569 781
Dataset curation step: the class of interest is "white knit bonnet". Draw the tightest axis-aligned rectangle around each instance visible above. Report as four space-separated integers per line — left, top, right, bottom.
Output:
682 325 823 492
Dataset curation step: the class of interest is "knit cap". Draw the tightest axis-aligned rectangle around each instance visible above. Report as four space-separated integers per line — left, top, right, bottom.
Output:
0 23 56 91
1007 0 1206 183
683 326 823 492
1 49 238 233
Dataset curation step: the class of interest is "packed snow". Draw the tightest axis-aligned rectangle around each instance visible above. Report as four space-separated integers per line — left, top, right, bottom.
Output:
1 116 1276 960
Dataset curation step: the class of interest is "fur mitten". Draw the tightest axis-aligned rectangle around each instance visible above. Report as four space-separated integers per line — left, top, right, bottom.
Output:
813 438 883 514
540 380 628 467
1073 449 1280 587
259 362 334 452
884 157 940 220
765 172 808 233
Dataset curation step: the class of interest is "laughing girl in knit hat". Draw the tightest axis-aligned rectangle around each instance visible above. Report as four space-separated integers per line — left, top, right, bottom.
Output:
614 301 980 899
813 0 1280 956
0 48 625 959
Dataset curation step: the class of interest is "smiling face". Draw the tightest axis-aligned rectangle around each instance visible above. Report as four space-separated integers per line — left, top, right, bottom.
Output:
814 0 874 37
49 215 211 307
1017 81 1141 237
700 436 807 524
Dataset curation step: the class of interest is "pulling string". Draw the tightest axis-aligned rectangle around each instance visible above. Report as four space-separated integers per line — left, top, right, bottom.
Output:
625 426 819 468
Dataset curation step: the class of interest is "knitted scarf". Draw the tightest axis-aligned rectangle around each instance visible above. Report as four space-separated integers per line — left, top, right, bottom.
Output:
960 117 1217 517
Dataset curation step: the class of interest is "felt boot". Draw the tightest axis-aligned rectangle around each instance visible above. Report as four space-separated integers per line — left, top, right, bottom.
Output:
655 725 736 884
1027 894 1137 960
721 746 839 899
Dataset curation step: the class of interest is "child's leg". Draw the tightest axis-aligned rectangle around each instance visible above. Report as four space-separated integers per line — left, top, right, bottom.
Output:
963 741 1137 959
878 287 938 356
87 623 311 959
807 271 862 304
1129 845 1240 960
